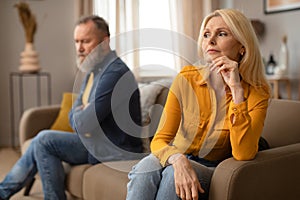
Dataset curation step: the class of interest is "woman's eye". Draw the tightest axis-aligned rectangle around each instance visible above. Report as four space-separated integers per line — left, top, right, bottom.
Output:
219 32 227 36
203 32 210 38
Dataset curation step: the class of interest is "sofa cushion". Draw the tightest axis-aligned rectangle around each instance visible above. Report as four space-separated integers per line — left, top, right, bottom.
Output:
50 93 75 133
139 83 164 125
65 164 91 199
83 160 138 200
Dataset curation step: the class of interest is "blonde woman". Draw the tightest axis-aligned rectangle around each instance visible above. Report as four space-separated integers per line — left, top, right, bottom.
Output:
126 9 270 200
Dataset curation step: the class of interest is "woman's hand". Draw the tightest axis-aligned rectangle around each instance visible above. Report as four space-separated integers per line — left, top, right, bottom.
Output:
172 154 204 200
210 56 240 88
210 56 244 103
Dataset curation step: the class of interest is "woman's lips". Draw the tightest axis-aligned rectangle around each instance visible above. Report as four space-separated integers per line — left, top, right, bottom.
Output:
207 49 220 54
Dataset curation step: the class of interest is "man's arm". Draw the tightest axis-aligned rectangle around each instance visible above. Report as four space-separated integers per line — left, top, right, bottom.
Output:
72 66 126 133
68 74 89 130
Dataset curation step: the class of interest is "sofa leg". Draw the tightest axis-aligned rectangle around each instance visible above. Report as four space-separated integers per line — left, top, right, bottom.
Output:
24 178 35 196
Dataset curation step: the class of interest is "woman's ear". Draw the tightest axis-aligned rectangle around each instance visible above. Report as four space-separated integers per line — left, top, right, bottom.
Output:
240 47 245 56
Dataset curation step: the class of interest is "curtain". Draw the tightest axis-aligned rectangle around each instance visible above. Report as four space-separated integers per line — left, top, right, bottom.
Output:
115 0 140 79
91 0 140 79
169 0 212 70
75 0 94 18
91 0 212 76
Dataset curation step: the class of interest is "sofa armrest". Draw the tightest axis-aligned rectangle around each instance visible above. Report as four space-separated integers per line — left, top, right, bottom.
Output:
209 143 300 200
19 105 60 147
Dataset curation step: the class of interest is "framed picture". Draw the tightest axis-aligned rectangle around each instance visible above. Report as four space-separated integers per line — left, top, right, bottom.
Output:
264 0 300 14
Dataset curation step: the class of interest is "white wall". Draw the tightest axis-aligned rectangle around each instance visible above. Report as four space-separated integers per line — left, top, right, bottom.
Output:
0 0 77 146
220 0 300 100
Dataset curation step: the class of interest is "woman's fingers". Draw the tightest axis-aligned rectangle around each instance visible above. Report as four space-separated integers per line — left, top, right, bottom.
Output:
177 182 204 200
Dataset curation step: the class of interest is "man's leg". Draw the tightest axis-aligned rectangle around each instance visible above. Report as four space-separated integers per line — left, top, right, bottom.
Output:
0 137 39 199
126 154 163 200
33 130 89 200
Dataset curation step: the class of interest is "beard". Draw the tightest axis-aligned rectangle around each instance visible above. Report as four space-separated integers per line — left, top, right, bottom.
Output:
76 42 107 72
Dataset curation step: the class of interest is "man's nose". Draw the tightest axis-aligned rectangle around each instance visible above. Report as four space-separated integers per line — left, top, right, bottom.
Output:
77 43 84 52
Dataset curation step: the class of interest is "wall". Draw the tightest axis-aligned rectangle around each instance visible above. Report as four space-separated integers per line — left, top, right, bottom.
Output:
1 0 299 146
220 0 300 100
0 0 77 147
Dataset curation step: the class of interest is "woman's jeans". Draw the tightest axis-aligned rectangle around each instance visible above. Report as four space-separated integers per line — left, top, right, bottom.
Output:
0 130 89 200
126 154 215 200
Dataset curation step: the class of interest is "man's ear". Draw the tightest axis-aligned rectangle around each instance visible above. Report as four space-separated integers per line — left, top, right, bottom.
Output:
102 36 110 48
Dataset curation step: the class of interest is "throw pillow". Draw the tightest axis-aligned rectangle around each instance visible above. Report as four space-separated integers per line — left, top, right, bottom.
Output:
139 83 164 125
50 93 76 132
139 80 172 153
139 79 172 125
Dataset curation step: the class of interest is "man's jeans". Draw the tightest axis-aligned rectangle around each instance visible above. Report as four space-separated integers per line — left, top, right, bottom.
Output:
126 154 215 200
0 130 89 200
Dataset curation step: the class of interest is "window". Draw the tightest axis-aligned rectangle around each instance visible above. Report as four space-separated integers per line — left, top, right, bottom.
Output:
138 0 176 77
93 0 177 78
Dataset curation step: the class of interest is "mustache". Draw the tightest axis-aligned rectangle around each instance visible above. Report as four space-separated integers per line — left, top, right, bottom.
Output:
77 53 87 58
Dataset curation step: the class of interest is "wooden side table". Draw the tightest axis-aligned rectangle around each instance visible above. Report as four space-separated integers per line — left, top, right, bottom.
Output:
9 72 52 147
267 75 291 99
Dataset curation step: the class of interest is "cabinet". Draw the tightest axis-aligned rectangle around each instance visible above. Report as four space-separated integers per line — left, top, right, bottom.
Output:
9 72 51 147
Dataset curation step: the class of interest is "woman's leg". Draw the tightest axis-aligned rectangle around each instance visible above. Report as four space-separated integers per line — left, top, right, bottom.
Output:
156 159 215 200
34 130 89 200
126 154 163 200
156 165 180 200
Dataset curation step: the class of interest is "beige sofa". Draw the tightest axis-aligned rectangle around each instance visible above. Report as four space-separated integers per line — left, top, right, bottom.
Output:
19 83 300 199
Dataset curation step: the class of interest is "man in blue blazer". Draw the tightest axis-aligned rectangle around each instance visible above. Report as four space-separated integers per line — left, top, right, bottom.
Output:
0 16 143 200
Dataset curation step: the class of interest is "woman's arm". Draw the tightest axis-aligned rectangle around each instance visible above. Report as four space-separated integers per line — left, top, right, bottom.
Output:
150 78 183 166
229 88 270 160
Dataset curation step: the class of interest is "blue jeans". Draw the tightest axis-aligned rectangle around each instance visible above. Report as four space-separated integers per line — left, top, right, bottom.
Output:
126 154 215 200
0 130 89 200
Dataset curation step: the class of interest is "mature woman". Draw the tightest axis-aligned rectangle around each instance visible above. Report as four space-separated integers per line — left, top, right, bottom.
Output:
126 8 271 200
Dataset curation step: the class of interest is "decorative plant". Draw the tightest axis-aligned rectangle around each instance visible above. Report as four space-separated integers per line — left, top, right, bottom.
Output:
14 1 37 43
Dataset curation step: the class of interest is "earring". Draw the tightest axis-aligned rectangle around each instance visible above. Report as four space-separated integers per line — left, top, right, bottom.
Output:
240 47 245 56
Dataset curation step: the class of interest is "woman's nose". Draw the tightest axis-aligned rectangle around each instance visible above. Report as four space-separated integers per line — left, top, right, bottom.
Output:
209 37 216 45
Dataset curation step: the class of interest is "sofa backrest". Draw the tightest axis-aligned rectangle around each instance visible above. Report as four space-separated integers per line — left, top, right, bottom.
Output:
148 87 169 137
261 99 300 148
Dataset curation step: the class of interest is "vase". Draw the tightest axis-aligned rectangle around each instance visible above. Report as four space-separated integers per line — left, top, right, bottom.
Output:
19 43 41 73
277 35 288 76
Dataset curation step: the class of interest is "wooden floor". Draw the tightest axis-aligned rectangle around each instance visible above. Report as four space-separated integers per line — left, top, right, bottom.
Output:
0 147 44 200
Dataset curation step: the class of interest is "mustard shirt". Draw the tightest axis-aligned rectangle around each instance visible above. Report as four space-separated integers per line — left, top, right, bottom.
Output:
151 66 270 166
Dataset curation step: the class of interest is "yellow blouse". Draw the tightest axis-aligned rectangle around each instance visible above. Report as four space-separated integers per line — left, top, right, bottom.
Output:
151 66 270 166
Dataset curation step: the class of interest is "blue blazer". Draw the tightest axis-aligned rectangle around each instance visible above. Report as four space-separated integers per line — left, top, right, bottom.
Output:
69 51 143 164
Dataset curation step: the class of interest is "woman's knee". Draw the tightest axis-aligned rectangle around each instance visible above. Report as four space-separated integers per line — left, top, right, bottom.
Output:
161 165 174 182
131 154 162 174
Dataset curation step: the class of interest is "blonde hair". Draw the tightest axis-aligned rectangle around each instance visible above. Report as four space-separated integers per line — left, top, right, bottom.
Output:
198 9 270 93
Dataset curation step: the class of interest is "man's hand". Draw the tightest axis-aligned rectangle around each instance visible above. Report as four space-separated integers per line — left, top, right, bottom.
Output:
75 103 90 111
172 154 205 200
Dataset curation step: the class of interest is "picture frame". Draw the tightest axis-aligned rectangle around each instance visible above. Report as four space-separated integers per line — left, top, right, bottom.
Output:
264 0 300 14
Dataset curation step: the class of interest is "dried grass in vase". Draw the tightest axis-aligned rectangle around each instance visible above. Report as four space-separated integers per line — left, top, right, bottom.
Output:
14 1 37 43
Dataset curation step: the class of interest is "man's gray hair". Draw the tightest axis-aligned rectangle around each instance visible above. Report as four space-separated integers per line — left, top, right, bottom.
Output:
76 15 110 37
